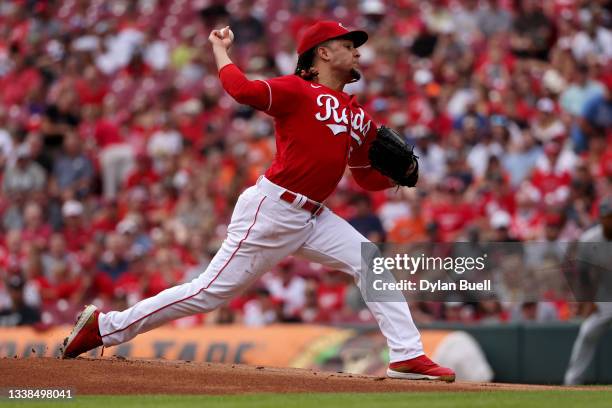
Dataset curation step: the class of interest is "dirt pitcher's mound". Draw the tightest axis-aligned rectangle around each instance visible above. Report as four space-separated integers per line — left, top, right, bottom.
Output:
0 357 588 395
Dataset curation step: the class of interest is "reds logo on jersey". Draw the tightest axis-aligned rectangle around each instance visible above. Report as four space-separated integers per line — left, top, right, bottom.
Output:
314 93 371 146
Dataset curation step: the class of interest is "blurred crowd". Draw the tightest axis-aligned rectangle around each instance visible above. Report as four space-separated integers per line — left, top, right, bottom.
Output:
0 0 611 328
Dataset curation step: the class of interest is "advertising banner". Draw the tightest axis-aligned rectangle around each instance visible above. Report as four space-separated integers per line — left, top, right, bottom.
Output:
0 325 452 375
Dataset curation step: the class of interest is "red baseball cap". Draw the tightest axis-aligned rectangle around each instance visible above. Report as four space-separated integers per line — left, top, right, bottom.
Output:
297 20 368 55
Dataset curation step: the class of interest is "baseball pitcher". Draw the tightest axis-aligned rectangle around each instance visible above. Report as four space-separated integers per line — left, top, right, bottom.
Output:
61 21 454 382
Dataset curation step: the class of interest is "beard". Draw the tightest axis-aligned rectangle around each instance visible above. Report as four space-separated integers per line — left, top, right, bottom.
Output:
349 68 361 83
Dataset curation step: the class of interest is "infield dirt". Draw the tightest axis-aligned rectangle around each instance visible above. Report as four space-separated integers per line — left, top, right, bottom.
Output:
1 357 602 394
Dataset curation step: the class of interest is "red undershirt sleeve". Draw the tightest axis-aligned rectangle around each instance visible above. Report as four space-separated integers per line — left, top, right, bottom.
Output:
350 166 395 191
349 124 395 191
219 64 299 117
219 64 269 111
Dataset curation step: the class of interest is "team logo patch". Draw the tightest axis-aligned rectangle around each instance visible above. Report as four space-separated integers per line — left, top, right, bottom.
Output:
314 94 371 146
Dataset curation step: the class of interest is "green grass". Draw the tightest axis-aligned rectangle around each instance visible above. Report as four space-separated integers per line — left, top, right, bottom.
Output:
2 391 611 408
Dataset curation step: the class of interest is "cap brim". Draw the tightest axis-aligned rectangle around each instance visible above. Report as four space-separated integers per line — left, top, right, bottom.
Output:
335 30 368 48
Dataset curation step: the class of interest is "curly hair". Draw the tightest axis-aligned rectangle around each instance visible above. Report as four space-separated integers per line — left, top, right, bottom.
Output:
294 47 318 81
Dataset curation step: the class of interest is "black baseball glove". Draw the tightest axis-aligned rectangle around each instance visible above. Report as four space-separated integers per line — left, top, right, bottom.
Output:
368 126 419 187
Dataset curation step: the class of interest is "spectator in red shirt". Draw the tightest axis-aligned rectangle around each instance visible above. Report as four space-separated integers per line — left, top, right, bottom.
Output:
428 177 476 241
21 201 52 250
112 254 147 306
91 199 121 233
0 52 42 107
175 99 207 151
61 200 93 253
75 65 108 107
48 260 84 305
316 270 348 322
94 105 135 199
531 140 574 206
123 153 160 189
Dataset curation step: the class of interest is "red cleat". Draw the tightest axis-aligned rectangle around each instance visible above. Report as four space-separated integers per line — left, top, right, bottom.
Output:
387 355 456 382
61 305 103 359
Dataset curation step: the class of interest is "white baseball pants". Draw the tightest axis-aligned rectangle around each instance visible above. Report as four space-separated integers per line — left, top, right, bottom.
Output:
564 302 612 385
99 177 424 362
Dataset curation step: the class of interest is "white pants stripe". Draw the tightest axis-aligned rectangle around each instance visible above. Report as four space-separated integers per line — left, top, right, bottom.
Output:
99 178 424 362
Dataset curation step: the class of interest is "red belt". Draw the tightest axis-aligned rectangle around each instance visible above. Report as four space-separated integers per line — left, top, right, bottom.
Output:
280 191 325 217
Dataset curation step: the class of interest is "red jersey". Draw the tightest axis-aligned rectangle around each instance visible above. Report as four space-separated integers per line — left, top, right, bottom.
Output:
219 64 392 202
